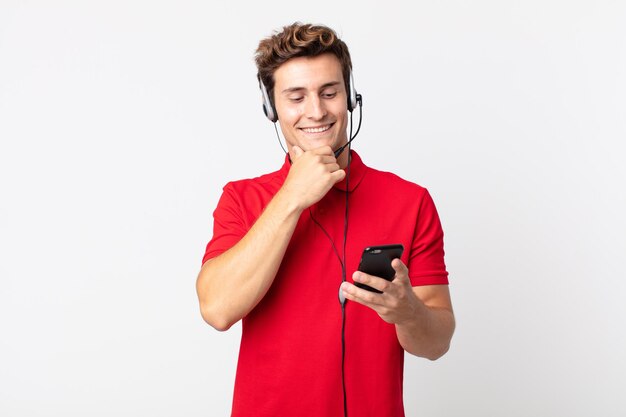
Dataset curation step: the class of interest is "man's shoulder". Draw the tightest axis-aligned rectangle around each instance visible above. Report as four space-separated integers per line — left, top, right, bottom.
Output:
222 164 286 194
363 164 428 195
360 163 438 217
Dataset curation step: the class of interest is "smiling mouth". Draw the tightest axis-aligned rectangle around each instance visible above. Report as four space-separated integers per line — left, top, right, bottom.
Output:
300 123 333 133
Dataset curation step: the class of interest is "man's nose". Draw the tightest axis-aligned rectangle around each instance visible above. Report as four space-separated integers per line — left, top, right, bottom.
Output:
305 96 327 120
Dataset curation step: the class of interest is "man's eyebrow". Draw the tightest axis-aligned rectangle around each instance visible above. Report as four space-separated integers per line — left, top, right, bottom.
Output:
280 81 342 95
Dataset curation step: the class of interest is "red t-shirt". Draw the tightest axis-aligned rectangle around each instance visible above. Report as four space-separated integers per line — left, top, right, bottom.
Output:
203 151 448 417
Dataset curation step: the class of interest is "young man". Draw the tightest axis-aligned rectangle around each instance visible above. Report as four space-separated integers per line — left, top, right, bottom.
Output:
196 23 455 417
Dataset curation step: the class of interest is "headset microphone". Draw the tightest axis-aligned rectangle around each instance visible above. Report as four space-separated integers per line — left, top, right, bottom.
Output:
334 93 362 158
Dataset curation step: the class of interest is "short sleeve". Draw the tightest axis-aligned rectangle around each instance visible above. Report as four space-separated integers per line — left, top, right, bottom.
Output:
201 183 247 265
408 189 449 286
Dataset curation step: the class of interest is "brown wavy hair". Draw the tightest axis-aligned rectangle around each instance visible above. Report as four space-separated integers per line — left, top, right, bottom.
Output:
255 22 352 100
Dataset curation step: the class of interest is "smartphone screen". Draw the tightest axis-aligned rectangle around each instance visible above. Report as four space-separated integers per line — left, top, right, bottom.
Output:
355 244 404 293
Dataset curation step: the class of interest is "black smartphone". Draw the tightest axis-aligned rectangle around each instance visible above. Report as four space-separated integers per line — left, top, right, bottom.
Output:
355 244 404 293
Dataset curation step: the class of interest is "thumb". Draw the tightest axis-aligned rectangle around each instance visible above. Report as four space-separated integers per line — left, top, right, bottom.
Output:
291 145 304 160
391 258 409 277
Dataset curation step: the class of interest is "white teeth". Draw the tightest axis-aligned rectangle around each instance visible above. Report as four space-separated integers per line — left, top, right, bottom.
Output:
302 125 331 133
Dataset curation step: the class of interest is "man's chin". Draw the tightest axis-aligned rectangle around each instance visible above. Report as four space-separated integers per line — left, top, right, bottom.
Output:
305 135 349 149
297 139 337 151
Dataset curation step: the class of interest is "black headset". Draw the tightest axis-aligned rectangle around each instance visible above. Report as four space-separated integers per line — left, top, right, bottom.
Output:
258 71 359 123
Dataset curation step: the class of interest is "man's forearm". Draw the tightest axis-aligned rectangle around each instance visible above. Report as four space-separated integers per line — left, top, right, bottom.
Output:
396 302 455 360
196 189 303 331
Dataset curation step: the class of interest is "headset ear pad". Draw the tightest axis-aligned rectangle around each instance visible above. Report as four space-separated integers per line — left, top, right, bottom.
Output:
258 76 278 123
347 71 357 112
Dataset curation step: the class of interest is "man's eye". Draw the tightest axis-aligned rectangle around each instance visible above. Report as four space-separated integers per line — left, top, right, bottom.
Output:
322 92 337 99
289 97 304 103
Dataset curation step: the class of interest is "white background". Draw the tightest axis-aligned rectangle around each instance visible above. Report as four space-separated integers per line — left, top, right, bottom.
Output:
1 1 625 416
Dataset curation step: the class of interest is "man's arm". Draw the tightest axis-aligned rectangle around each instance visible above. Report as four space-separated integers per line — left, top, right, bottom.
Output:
196 188 302 331
396 283 455 359
341 259 455 360
196 146 345 331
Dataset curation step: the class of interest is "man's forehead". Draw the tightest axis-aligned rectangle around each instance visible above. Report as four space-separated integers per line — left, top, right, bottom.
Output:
274 54 344 91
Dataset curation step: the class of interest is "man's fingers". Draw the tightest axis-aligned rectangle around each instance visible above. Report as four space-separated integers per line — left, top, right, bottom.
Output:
332 169 346 183
353 270 392 293
319 155 339 165
341 282 386 308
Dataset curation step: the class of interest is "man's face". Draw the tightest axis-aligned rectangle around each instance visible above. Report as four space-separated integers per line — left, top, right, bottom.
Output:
272 53 349 153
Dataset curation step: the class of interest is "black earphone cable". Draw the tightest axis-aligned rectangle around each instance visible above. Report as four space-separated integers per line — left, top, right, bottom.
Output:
340 141 352 417
274 123 288 154
306 113 354 417
273 97 361 417
339 107 355 417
